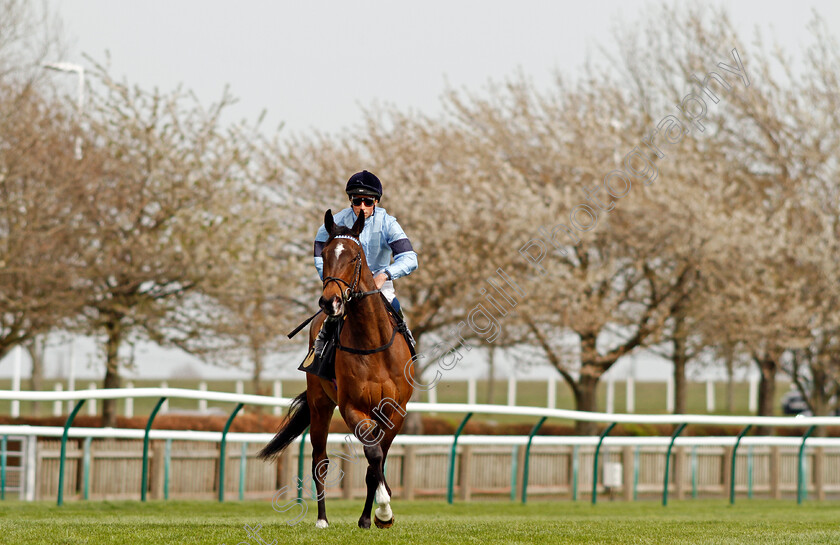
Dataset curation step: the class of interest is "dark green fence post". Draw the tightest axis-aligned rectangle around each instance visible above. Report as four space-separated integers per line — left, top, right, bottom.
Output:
164 438 172 500
447 412 473 504
82 437 92 500
662 423 687 506
747 445 754 499
797 426 816 505
510 445 518 501
297 427 309 501
218 403 244 502
729 425 752 505
521 416 548 504
691 445 698 499
58 399 86 506
141 397 167 502
592 422 616 505
633 445 640 501
239 442 248 501
0 435 6 500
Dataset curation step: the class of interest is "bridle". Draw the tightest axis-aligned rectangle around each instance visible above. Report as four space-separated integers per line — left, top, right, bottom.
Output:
288 234 378 340
322 235 381 304
320 234 400 355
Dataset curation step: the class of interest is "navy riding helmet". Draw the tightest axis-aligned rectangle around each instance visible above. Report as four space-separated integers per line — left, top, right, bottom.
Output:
345 170 382 198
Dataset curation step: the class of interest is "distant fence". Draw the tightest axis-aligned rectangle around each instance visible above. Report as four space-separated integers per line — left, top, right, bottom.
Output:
1 387 839 507
2 377 766 418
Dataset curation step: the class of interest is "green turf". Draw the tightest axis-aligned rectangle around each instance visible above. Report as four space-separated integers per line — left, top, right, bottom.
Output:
1 499 838 544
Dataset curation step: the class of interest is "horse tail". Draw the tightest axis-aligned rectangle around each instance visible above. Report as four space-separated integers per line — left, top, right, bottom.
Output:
258 391 310 460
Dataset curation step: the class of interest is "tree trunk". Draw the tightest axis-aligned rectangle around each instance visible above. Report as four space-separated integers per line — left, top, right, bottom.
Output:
810 364 830 437
26 336 46 415
673 354 687 415
672 311 689 414
486 346 496 404
250 347 265 413
102 318 123 427
756 356 777 436
725 350 735 413
252 350 265 397
811 391 829 437
574 370 600 435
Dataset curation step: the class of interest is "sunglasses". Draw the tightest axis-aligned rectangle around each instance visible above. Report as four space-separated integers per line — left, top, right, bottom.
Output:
351 197 376 207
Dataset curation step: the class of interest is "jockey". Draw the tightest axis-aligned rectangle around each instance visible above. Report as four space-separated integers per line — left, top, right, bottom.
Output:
311 170 418 364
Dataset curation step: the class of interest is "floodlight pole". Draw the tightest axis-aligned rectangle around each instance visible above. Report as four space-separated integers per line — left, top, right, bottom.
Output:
42 62 85 160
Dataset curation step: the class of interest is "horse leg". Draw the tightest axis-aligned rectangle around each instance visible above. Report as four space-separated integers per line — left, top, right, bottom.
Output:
358 442 387 529
373 432 397 528
360 432 397 529
342 404 401 529
307 378 336 529
340 406 381 529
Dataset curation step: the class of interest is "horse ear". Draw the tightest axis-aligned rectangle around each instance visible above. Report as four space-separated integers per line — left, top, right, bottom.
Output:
324 210 335 235
351 208 365 236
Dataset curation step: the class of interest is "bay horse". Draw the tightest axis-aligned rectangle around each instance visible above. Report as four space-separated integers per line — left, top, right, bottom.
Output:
259 209 415 529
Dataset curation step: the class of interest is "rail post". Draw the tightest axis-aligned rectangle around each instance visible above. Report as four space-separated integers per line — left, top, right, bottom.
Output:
218 402 244 502
0 435 6 500
662 423 687 506
797 426 816 505
729 425 752 505
239 442 248 501
521 416 547 504
447 412 473 504
164 438 172 500
58 399 86 506
592 422 617 505
297 428 309 501
82 437 92 500
141 397 167 502
509 445 518 501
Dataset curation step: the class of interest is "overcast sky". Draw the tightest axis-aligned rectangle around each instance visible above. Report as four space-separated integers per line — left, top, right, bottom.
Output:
51 0 840 136
4 0 837 381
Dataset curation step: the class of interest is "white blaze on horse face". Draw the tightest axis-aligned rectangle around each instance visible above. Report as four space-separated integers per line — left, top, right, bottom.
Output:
334 242 344 260
374 483 392 521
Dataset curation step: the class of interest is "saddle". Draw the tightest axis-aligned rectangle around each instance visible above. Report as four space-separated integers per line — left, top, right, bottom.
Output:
298 294 416 381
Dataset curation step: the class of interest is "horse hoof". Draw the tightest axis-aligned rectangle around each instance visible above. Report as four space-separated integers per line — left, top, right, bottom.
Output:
358 517 371 529
374 515 394 529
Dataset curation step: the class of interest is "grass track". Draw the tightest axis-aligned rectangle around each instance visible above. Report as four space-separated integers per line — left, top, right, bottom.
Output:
1 499 839 544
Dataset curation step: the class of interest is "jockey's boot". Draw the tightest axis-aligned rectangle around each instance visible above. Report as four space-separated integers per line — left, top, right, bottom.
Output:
313 317 338 361
393 307 416 348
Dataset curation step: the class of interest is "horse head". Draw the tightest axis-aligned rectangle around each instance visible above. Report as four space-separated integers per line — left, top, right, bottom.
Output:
319 209 367 317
